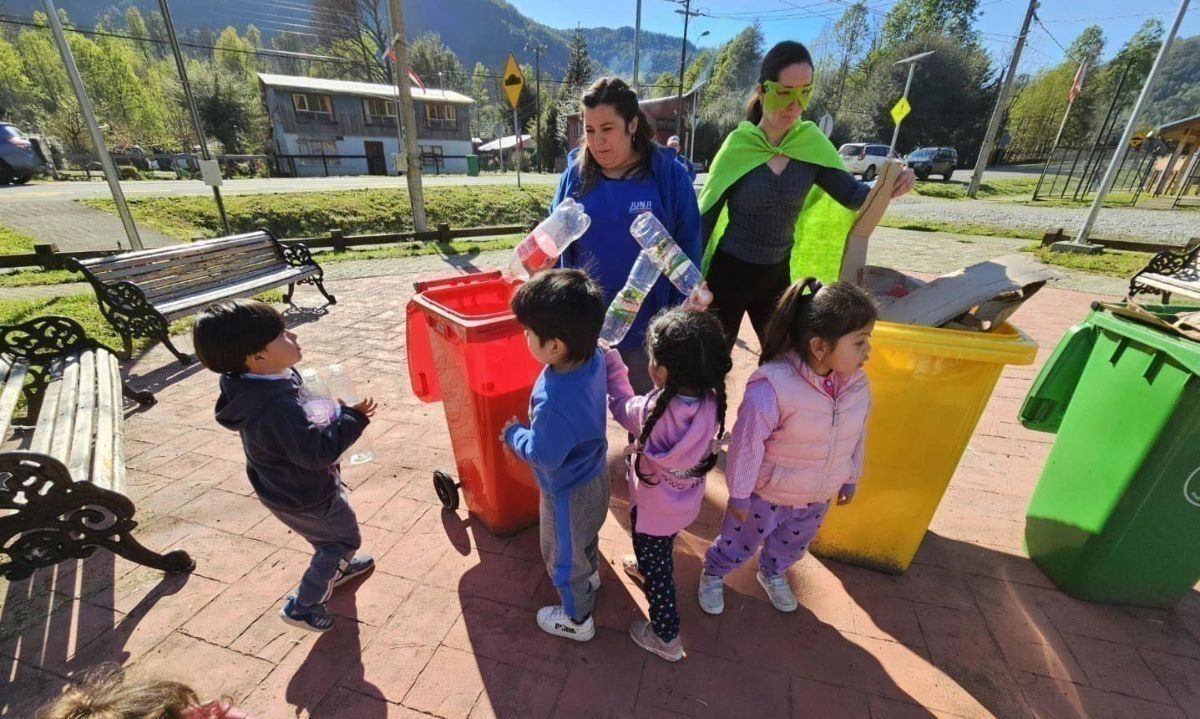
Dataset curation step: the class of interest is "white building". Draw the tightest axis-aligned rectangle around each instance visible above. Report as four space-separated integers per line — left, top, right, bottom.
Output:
258 73 475 176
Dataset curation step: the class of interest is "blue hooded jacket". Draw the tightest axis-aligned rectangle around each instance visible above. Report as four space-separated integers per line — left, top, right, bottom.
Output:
553 144 702 349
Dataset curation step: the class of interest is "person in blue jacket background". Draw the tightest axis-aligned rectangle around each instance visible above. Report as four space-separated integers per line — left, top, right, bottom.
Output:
666 135 697 182
553 77 702 393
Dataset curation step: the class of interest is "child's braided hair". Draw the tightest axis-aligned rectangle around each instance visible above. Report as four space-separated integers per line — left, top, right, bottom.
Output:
634 307 732 484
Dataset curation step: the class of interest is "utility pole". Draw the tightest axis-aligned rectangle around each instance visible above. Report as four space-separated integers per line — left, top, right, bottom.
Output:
525 43 543 170
387 0 428 232
43 0 143 250
633 0 642 93
968 0 1038 197
158 0 229 235
1063 0 1190 250
673 0 699 145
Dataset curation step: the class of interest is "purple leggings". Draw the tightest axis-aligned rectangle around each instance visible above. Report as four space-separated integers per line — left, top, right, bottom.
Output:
704 494 830 578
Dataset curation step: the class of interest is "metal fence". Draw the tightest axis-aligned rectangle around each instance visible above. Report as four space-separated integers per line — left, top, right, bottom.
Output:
1032 142 1165 205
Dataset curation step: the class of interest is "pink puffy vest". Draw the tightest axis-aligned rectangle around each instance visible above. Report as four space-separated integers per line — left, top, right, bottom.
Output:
750 354 871 508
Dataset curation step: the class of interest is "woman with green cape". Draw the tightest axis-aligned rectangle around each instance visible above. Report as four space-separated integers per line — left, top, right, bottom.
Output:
699 41 915 350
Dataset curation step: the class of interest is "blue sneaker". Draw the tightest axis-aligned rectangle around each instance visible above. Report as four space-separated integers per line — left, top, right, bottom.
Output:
280 595 334 632
332 555 375 588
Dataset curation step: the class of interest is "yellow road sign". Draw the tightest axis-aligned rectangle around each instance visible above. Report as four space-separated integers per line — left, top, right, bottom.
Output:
503 53 524 110
890 97 911 125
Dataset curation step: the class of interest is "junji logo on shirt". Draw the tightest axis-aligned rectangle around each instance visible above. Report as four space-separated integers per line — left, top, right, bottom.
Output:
629 201 654 214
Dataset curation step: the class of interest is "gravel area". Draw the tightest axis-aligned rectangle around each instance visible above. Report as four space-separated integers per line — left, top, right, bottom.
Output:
887 194 1198 246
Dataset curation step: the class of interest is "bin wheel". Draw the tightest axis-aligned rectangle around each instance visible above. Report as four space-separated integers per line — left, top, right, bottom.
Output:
433 471 460 510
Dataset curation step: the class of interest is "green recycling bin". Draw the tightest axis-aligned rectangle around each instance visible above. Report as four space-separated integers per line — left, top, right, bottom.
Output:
466 154 480 176
1020 302 1200 607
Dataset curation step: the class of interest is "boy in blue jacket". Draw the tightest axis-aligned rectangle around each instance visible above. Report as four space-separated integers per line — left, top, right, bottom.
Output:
501 269 609 641
193 300 377 633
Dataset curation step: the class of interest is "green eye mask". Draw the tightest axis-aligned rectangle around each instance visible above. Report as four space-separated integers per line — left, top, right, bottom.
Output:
762 80 814 113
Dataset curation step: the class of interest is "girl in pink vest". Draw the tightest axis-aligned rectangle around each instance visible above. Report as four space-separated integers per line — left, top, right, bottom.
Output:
699 278 875 615
605 308 732 662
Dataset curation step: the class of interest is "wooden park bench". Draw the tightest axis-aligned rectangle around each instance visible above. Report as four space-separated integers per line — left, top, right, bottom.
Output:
68 230 334 365
0 315 194 581
1129 240 1200 304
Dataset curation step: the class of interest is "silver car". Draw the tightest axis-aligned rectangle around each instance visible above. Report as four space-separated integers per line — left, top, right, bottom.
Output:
837 142 899 181
0 123 42 185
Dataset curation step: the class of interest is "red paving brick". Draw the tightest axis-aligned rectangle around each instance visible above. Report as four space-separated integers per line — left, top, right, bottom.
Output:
3 274 1197 718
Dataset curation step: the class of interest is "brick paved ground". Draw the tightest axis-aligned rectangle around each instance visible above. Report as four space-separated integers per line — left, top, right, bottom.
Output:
2 262 1197 718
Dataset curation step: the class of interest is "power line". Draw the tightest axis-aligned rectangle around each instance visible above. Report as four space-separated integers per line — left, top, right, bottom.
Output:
1032 13 1069 55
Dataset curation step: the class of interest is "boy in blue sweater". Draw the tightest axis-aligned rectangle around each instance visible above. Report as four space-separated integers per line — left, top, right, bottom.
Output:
502 269 609 641
193 300 377 633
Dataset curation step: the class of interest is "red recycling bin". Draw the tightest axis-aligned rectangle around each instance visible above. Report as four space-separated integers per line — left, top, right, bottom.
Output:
405 270 542 535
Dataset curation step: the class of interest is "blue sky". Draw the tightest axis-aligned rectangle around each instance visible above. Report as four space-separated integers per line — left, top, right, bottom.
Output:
516 0 1198 73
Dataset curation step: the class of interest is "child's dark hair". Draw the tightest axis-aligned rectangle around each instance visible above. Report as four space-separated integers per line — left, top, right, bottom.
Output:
577 77 657 197
760 278 877 367
745 41 814 124
192 299 286 374
635 308 732 483
35 663 222 719
511 268 605 364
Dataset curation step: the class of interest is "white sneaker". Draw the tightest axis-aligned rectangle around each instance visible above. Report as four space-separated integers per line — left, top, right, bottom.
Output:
536 605 595 642
630 620 685 662
621 554 645 585
757 572 798 612
589 571 600 592
698 571 725 615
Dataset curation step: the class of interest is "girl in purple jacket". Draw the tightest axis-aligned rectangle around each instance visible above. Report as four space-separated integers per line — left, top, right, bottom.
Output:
605 308 732 662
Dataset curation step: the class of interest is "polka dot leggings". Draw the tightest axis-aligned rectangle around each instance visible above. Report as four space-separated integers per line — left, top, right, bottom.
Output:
632 510 680 643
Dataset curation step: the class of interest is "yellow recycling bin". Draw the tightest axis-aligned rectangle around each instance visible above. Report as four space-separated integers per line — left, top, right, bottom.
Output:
811 320 1038 573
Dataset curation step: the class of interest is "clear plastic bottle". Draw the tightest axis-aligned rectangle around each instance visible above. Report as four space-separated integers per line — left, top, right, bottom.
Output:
509 198 592 278
299 368 338 428
599 250 662 346
629 212 713 305
327 364 374 465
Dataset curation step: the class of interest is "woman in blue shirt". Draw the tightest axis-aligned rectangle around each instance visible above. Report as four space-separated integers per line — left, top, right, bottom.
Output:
553 77 702 393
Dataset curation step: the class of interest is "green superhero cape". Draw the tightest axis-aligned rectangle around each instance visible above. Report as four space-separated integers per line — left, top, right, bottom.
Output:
699 120 855 284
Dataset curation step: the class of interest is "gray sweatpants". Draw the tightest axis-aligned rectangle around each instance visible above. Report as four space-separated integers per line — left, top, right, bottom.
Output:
540 474 610 622
265 482 361 607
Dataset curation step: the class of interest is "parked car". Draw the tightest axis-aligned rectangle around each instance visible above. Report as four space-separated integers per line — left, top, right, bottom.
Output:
837 142 899 181
0 123 43 185
906 146 958 181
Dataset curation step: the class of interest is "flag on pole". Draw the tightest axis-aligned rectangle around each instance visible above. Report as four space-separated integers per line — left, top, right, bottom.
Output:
1068 61 1088 103
407 67 426 91
379 46 426 91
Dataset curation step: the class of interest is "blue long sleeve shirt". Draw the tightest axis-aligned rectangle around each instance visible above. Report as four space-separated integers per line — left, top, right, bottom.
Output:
504 349 608 497
553 145 702 350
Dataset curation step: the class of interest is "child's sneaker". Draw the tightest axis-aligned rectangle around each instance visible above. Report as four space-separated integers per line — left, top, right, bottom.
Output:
757 571 799 612
629 620 685 662
536 605 595 642
589 570 601 592
621 554 645 585
698 571 725 615
332 555 375 588
280 596 335 632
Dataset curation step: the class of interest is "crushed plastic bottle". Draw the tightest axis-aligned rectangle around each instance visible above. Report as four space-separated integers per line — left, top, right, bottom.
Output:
629 212 713 306
599 250 662 346
509 198 592 278
328 364 374 465
299 368 338 428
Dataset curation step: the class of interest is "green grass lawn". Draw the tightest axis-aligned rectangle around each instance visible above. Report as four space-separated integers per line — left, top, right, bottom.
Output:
84 185 555 242
0 226 36 255
877 216 1044 241
911 178 1040 200
1023 245 1153 279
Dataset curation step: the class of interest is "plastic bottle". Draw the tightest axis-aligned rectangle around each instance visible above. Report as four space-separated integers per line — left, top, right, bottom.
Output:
327 364 374 465
299 368 338 428
509 198 592 278
629 212 713 305
599 250 662 346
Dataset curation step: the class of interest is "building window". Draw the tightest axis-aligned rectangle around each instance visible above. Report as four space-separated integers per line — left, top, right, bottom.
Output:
297 139 340 165
425 104 457 129
293 93 333 117
363 98 396 123
420 145 444 169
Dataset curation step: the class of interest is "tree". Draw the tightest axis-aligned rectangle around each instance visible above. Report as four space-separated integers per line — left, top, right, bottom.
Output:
0 34 33 122
408 32 468 92
881 0 980 47
1067 25 1105 67
271 32 315 77
560 26 593 101
649 71 677 99
311 0 391 82
693 23 764 161
847 33 996 161
1143 34 1200 128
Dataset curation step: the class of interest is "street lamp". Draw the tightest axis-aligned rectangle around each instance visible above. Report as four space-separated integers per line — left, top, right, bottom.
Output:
889 50 934 153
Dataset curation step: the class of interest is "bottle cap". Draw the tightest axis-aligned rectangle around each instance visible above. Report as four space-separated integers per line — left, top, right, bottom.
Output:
328 364 343 375
300 368 318 381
